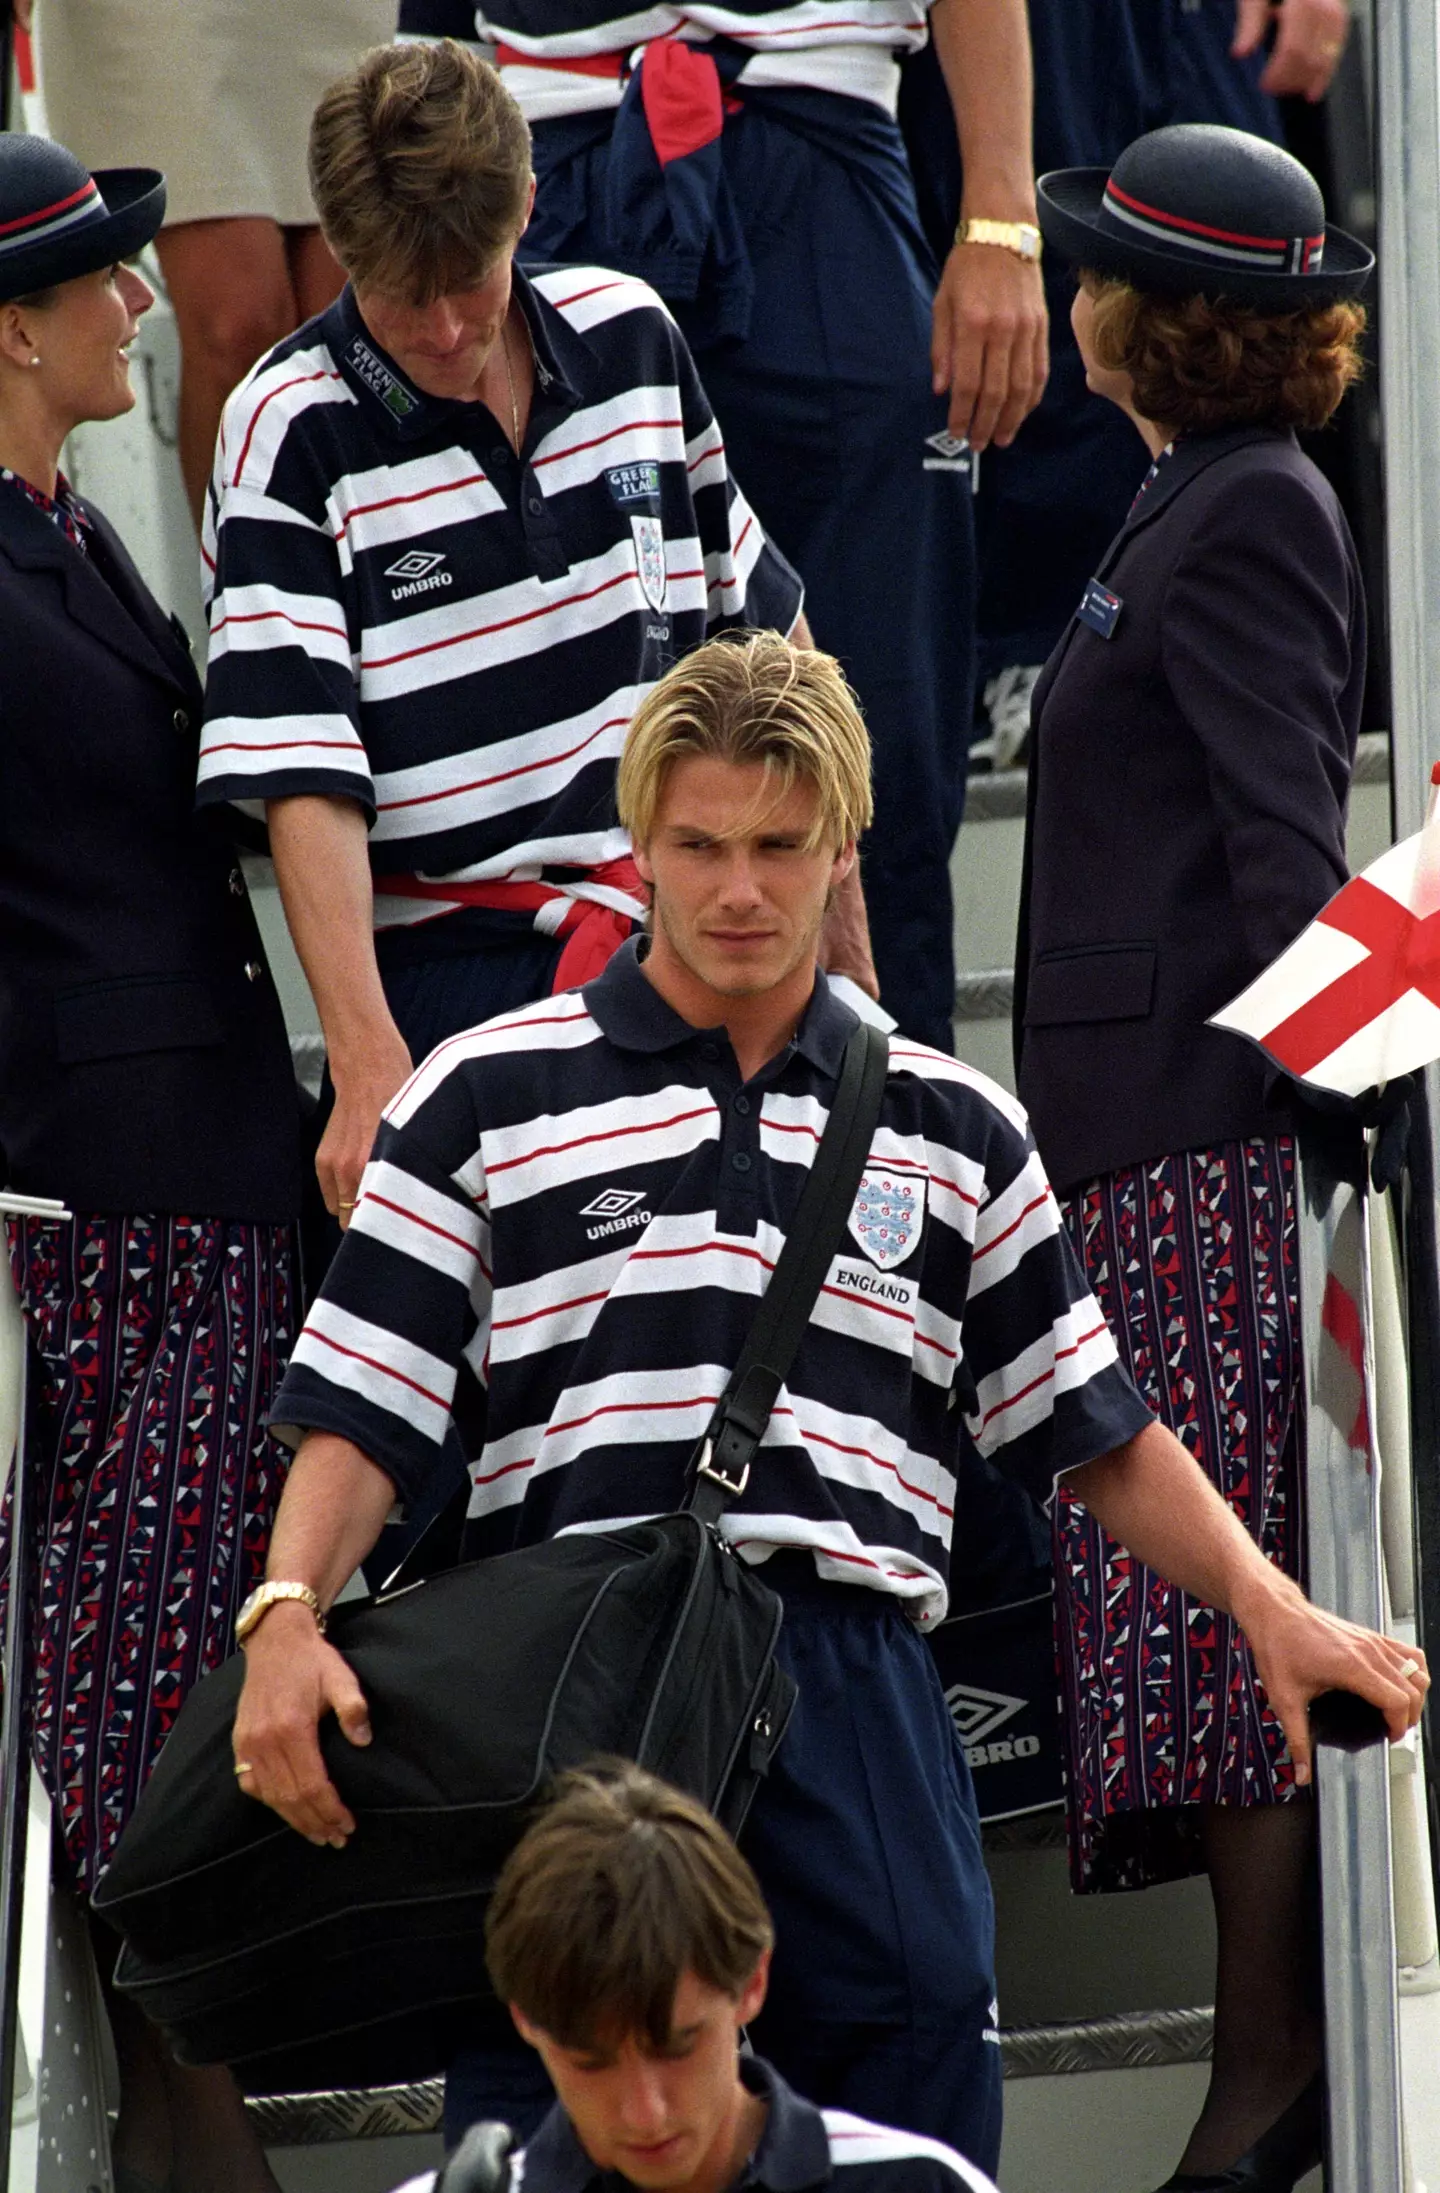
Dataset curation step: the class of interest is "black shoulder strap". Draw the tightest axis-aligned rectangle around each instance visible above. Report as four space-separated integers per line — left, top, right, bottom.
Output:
384 1017 891 1591
687 1020 890 1526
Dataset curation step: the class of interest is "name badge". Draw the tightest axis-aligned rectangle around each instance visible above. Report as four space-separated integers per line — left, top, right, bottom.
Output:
1077 578 1123 639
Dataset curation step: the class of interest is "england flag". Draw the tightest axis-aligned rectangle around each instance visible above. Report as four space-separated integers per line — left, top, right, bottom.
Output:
1211 766 1440 1098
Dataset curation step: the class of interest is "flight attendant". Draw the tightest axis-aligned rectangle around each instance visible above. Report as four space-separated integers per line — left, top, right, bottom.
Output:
0 134 301 2193
1013 124 1374 2193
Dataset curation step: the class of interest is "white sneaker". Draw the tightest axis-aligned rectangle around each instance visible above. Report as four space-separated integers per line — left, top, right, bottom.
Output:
971 664 1041 773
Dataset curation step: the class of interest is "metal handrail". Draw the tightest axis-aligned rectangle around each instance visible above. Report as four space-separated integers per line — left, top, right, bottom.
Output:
1372 0 1440 1968
1297 1144 1404 2193
0 1195 65 2193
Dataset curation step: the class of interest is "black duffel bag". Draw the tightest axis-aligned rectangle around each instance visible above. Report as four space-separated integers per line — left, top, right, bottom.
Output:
95 1020 890 2094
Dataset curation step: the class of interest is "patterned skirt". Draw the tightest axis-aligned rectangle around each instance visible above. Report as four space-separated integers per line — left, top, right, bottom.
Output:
1053 1136 1303 1895
3 1213 296 1893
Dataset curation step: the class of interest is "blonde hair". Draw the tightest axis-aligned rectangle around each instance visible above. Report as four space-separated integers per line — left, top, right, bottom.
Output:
309 41 532 304
618 631 873 854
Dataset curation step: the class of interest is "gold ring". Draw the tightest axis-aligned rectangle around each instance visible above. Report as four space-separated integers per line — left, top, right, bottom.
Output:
234 1761 255 1778
338 1199 357 1211
1399 1657 1423 1680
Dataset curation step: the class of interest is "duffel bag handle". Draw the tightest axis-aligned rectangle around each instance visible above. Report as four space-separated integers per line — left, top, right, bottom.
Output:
687 1019 890 1525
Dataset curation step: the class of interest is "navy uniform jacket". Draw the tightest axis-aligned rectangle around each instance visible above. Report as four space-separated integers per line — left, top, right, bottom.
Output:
0 485 301 1217
1013 425 1364 1193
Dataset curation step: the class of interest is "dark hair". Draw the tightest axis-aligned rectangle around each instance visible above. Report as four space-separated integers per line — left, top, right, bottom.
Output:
309 39 532 304
8 285 60 310
1084 275 1366 433
485 1763 773 2051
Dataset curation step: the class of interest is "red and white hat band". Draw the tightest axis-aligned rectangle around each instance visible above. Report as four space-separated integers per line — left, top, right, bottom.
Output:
1102 178 1325 275
0 177 109 265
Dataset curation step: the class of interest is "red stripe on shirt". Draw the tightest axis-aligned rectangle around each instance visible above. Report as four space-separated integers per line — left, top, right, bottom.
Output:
306 1325 449 1409
977 1320 1110 1430
486 1103 715 1178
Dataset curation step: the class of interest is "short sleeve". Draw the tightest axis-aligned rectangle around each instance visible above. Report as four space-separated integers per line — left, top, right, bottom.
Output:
673 329 804 638
957 1110 1152 1505
272 1074 493 1507
197 361 375 822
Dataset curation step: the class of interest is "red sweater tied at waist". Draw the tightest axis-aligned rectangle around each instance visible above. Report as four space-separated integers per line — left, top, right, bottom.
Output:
373 857 646 993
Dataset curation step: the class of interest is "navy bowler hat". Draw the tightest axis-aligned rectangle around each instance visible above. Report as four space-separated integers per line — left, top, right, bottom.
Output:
1038 123 1373 308
0 135 165 304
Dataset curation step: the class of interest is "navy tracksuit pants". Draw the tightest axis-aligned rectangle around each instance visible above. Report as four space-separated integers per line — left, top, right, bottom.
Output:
902 0 1282 683
526 90 975 1055
444 1562 1002 2177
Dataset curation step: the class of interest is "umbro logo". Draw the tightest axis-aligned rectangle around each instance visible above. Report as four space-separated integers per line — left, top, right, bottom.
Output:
923 427 976 477
944 1680 1044 1769
580 1186 652 1241
384 548 454 600
580 1188 647 1218
943 1681 1026 1745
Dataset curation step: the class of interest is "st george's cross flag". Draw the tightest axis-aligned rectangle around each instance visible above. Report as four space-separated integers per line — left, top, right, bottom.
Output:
1211 764 1440 1097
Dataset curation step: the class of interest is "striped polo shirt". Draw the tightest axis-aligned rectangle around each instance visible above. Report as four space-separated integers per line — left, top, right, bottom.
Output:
195 267 799 945
396 1 934 120
273 945 1150 1624
392 2056 1001 2193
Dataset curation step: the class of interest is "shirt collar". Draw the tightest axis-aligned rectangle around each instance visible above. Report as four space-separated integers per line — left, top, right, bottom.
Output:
326 265 586 443
583 940 856 1080
521 2055 833 2193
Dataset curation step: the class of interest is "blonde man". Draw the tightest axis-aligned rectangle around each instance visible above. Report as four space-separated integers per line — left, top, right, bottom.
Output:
232 633 1424 2177
195 42 872 1232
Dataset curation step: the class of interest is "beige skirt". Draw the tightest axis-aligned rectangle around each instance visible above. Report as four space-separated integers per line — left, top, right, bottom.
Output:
35 0 397 228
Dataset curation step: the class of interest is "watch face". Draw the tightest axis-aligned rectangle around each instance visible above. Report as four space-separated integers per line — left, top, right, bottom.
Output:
236 1587 267 1635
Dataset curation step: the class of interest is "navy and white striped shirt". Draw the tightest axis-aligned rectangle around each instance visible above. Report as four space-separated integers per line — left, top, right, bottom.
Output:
196 269 799 939
274 946 1150 1625
396 0 934 120
392 2056 1002 2193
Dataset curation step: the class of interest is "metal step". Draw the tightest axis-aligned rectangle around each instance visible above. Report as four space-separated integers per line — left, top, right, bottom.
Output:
244 2002 1217 2151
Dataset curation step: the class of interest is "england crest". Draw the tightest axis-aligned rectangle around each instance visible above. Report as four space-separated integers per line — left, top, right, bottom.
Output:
631 515 669 612
847 1169 923 1271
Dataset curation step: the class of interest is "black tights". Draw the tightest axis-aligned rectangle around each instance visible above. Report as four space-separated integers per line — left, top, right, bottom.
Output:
1176 1800 1323 2177
88 1910 281 2193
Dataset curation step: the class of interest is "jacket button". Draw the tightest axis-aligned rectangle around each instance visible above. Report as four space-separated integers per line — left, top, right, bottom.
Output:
229 868 245 897
244 960 263 982
173 707 190 733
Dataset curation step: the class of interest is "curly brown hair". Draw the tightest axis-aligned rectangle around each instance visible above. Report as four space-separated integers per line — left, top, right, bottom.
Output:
1084 275 1366 434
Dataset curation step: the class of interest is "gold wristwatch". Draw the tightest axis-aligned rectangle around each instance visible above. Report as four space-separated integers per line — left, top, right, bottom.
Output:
959 218 1042 264
236 1580 327 1643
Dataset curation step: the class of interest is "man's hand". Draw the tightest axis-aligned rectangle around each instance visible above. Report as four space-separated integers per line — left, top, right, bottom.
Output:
1072 1420 1428 1787
1233 1565 1427 1785
11 1 32 31
931 243 1048 451
233 1603 372 1846
1233 0 1350 101
320 1035 413 1225
265 793 414 1225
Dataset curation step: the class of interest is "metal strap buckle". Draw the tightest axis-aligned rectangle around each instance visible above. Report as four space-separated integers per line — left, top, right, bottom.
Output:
695 1435 750 1499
